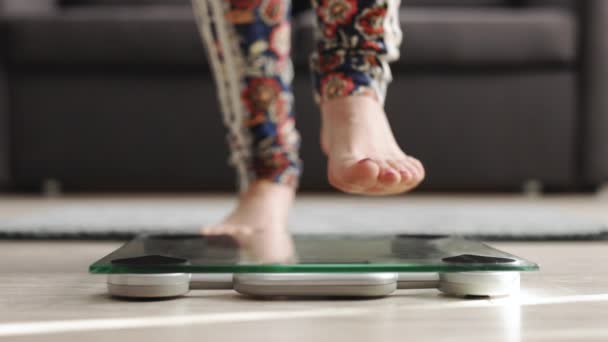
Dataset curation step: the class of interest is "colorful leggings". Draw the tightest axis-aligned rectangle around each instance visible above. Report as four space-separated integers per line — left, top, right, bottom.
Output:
192 0 402 191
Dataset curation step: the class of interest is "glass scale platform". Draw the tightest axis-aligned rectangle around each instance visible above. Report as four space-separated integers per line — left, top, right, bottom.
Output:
90 234 539 274
90 234 538 299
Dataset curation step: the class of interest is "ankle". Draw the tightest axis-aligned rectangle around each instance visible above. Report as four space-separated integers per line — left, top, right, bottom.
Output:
321 95 380 118
241 180 296 202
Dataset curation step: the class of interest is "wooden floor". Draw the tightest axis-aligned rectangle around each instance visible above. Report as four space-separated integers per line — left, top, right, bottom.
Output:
0 194 607 341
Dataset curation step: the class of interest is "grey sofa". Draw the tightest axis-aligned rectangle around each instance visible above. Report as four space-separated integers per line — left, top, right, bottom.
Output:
0 0 606 192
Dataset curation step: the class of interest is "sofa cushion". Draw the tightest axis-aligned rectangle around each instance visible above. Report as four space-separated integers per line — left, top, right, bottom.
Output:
526 0 575 7
297 7 577 67
0 67 8 188
4 6 208 66
5 6 576 68
59 0 189 6
0 0 58 13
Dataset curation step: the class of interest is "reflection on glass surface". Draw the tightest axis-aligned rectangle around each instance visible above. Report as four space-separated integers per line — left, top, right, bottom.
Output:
143 230 296 264
231 228 297 265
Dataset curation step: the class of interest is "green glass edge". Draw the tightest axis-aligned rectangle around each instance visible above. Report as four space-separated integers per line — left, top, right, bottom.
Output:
90 263 539 274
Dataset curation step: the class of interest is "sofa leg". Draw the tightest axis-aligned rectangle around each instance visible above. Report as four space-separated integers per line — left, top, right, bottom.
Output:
42 178 63 197
522 179 544 197
597 184 608 196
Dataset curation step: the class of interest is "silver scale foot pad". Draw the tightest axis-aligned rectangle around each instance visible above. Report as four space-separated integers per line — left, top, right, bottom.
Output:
106 272 520 299
439 272 520 297
107 273 192 298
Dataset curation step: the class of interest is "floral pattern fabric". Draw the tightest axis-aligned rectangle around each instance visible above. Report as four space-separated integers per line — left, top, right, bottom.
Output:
311 0 402 104
193 0 301 190
192 0 401 190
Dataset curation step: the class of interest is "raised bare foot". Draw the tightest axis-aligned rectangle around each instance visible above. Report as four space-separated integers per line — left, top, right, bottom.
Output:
201 180 295 263
321 96 425 195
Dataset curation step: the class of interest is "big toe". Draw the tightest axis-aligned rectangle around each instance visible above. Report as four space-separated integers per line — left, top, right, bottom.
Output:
329 158 381 193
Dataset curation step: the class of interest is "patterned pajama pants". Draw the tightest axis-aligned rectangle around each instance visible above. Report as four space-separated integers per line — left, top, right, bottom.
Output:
192 0 402 191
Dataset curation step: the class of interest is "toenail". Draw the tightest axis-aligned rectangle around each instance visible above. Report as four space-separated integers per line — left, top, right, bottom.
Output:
359 158 374 164
384 169 398 177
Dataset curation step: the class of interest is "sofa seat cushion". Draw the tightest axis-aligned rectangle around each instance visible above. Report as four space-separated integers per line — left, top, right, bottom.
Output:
4 6 576 68
4 6 208 66
58 0 189 6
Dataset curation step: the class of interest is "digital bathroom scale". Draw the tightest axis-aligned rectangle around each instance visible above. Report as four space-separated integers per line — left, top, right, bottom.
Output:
89 234 539 299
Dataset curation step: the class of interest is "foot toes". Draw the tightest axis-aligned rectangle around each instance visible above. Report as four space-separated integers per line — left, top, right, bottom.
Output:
201 226 218 235
328 155 425 195
380 170 401 186
378 166 401 186
408 156 425 181
332 158 381 191
387 160 411 182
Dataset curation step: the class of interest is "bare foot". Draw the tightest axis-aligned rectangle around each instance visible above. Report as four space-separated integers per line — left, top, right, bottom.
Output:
321 96 425 195
201 180 296 263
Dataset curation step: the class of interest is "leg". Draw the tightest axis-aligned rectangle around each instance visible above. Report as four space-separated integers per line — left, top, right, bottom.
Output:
192 0 300 191
311 0 425 195
192 0 298 261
